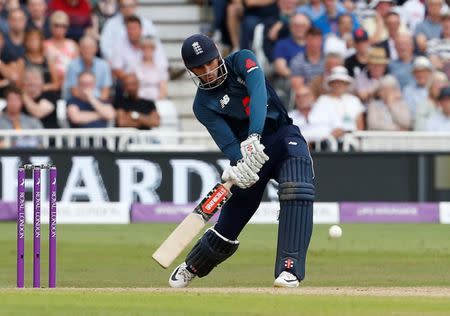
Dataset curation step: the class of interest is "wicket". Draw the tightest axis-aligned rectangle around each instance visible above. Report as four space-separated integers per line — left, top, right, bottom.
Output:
17 164 57 288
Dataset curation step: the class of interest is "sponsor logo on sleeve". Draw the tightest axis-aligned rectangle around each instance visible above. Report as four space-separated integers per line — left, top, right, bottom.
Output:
245 58 258 73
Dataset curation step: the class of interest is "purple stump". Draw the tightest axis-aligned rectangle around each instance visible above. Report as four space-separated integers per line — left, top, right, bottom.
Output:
33 167 41 288
48 167 57 288
17 168 26 288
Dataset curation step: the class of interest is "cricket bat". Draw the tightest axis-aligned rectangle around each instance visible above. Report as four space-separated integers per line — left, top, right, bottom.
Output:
152 181 233 268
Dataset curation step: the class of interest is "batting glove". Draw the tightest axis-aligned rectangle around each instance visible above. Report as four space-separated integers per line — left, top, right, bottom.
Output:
240 134 270 169
222 159 260 189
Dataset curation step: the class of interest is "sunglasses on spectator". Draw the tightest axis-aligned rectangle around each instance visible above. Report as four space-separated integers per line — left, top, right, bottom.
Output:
52 23 68 28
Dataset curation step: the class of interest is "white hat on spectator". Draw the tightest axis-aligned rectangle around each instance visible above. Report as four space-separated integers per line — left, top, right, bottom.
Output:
412 56 433 71
326 66 353 84
324 35 347 58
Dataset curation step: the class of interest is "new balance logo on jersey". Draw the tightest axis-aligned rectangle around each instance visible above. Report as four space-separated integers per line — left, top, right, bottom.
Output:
192 42 203 55
219 94 230 108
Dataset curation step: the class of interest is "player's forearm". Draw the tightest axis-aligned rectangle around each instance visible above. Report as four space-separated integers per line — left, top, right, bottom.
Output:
221 141 243 165
245 66 268 135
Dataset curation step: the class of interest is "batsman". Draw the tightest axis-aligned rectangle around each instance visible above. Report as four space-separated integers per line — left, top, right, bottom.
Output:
169 34 315 288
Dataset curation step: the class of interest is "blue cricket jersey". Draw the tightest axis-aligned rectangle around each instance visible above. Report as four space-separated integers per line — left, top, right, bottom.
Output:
193 49 292 164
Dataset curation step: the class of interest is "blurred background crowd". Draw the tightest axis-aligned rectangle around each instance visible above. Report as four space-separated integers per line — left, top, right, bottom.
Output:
210 0 450 145
0 0 450 148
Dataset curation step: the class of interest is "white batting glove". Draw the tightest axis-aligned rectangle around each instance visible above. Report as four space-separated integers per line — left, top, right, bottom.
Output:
240 134 270 169
222 159 260 189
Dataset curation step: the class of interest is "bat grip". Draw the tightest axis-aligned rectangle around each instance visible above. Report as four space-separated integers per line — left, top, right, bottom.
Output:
222 181 233 191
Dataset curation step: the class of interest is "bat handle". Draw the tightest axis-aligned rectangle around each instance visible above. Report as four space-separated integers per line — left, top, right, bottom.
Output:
222 181 233 191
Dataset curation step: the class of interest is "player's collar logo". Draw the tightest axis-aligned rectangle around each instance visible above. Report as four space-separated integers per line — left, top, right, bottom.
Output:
219 94 230 108
192 42 203 55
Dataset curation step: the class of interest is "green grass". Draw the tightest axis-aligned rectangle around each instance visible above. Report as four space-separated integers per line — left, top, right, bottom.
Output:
1 290 450 316
0 223 449 315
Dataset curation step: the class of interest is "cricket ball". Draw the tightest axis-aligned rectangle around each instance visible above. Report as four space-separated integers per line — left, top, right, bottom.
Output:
328 225 342 239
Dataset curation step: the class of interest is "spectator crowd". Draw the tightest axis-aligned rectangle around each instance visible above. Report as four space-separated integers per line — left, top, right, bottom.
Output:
1 0 450 148
0 0 170 147
212 0 450 145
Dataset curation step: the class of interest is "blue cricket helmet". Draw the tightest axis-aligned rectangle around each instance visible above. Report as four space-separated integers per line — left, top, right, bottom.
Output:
181 34 228 90
181 34 219 69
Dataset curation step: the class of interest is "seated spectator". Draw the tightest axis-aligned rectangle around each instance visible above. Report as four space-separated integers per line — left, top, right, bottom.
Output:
323 13 356 58
415 0 444 53
67 71 115 128
401 0 425 32
289 85 335 143
362 0 408 43
403 56 434 117
345 28 370 77
309 52 344 99
100 0 167 71
22 66 58 128
63 35 112 100
427 10 450 73
263 0 297 63
129 36 168 101
415 71 449 130
44 11 79 84
374 9 402 60
273 13 310 79
272 12 310 106
114 73 160 129
297 0 345 21
48 0 92 42
89 0 118 41
240 0 278 50
388 32 415 88
289 86 316 131
290 27 324 91
0 32 16 97
424 86 450 130
110 15 143 82
0 1 8 34
313 0 359 37
0 86 43 148
20 29 60 93
355 47 389 104
313 66 365 134
367 75 412 130
2 8 27 78
26 0 51 38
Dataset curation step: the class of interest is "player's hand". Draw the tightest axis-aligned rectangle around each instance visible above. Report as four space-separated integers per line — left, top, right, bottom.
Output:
221 159 259 189
240 134 269 169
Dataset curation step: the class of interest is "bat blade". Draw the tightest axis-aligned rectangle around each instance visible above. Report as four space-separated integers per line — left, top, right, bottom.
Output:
152 213 205 268
152 181 233 268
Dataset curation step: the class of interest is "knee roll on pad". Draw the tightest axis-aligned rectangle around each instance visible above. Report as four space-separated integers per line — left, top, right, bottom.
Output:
275 157 314 282
186 227 239 278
